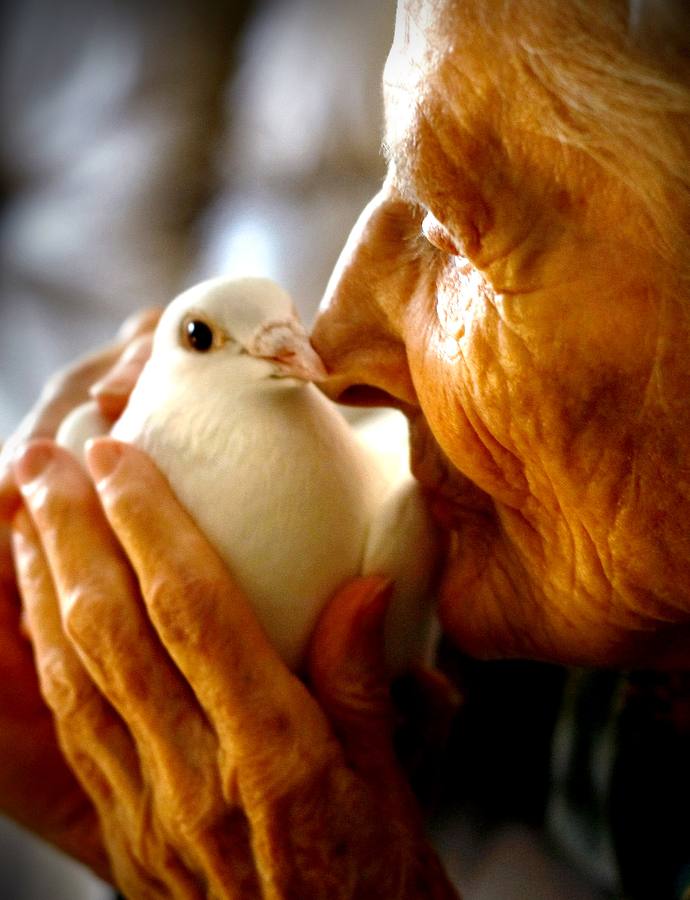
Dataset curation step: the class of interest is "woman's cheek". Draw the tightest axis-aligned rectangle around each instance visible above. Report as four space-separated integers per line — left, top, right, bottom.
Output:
409 334 524 510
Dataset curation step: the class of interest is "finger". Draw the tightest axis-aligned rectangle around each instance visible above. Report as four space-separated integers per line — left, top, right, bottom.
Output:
0 344 125 521
0 521 45 715
0 520 111 878
116 307 162 343
85 438 334 767
11 506 142 815
308 577 400 776
0 308 161 523
14 441 231 891
13 508 184 891
91 332 155 420
13 440 219 816
309 576 427 824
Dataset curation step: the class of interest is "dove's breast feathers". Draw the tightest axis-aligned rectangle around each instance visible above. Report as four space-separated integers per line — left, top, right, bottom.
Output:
57 276 440 670
112 368 389 668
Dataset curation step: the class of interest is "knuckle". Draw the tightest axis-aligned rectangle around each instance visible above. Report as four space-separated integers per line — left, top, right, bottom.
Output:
27 479 68 521
62 581 155 704
39 647 92 718
25 461 90 524
146 571 218 648
160 777 221 837
62 584 111 649
67 747 113 804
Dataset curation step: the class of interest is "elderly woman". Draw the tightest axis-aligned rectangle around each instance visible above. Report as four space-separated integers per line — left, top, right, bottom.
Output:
0 0 689 896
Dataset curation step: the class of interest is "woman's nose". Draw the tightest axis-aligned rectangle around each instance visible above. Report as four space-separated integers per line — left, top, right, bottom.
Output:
311 187 419 409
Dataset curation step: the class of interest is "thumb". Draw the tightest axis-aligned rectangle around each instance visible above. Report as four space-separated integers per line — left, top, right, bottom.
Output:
90 331 154 420
308 576 399 777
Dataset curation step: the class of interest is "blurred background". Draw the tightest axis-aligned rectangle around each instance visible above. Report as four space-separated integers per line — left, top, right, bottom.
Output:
0 0 392 437
0 1 613 897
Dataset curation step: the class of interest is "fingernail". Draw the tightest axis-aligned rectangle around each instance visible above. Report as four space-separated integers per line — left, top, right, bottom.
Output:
13 442 56 488
85 438 124 483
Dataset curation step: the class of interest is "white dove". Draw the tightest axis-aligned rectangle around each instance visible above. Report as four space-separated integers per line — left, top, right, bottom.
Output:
57 277 440 671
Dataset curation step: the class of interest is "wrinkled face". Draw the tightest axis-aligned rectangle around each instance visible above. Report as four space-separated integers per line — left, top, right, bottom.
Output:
312 0 690 666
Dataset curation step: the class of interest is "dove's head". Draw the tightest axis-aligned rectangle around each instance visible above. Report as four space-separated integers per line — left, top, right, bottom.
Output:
151 277 326 385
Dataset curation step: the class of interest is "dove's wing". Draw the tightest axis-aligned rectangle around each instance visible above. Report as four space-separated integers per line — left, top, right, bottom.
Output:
353 408 442 671
362 476 441 672
353 408 411 487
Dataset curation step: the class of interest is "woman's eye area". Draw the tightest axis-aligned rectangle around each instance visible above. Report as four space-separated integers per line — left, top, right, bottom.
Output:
421 210 462 256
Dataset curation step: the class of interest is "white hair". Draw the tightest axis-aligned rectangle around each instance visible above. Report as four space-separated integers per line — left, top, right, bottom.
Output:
504 0 690 277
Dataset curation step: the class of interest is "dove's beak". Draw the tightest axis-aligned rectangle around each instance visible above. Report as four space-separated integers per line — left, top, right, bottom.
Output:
248 318 328 383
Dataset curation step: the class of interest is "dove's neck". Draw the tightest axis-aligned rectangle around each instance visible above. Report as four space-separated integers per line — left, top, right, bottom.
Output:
115 363 345 466
232 376 316 409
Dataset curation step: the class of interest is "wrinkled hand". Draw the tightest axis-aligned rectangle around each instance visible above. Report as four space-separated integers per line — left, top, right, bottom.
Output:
11 438 458 899
0 307 159 520
0 309 158 874
0 519 110 876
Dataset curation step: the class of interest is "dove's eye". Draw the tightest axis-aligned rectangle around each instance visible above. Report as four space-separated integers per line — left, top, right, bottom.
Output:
182 318 215 353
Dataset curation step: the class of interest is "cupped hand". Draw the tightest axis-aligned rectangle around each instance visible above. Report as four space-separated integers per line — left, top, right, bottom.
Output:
11 438 458 899
0 306 160 521
0 519 111 876
0 308 158 873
